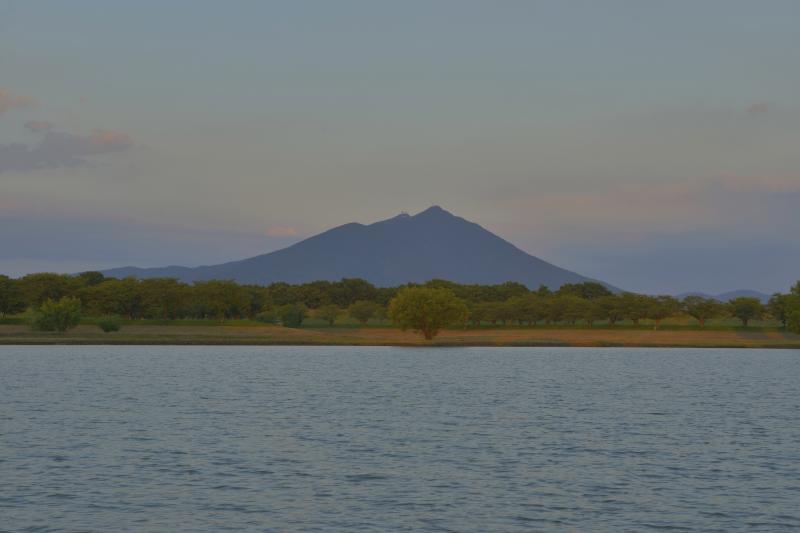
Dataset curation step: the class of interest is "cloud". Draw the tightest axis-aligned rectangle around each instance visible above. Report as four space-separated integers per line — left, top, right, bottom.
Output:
266 225 298 237
24 120 54 132
0 88 34 116
0 128 134 173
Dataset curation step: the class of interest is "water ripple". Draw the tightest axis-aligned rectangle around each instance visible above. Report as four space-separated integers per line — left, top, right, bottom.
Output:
1 346 799 531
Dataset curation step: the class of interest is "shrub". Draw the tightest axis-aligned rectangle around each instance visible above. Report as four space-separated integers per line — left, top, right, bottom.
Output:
278 303 306 328
30 296 82 332
97 315 122 332
348 300 379 325
314 304 340 326
255 309 279 324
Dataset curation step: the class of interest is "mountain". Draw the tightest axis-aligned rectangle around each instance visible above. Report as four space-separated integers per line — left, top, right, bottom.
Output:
677 289 771 303
102 206 607 289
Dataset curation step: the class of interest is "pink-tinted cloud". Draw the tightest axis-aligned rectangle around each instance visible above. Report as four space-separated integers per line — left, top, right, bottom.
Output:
266 225 299 237
25 120 54 132
0 128 134 173
0 88 35 116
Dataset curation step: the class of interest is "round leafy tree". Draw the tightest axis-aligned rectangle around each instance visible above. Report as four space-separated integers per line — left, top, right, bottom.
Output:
388 287 468 340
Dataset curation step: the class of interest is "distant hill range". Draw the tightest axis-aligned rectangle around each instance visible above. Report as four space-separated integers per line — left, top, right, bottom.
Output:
102 206 608 289
676 289 772 303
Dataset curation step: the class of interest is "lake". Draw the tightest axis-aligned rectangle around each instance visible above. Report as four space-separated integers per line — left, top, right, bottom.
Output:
1 346 799 531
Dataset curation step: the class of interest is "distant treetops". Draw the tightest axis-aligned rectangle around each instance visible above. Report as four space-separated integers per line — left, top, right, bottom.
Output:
0 273 798 339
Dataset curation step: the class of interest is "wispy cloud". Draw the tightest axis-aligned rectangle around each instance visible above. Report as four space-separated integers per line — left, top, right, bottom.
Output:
266 225 299 237
0 128 134 173
24 120 54 132
0 88 34 116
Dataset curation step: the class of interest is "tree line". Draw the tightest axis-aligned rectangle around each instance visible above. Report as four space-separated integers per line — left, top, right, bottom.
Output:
0 272 798 335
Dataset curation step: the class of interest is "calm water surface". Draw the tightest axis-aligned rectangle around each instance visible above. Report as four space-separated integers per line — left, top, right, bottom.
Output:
1 346 799 532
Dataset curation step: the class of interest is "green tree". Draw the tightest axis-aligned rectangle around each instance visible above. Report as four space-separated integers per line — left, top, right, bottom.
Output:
349 300 379 325
330 278 378 308
388 287 468 340
619 293 650 325
584 300 607 327
31 296 82 332
193 280 250 321
787 305 800 334
278 303 306 328
315 304 341 326
82 278 144 319
140 278 188 319
557 295 589 325
0 275 25 317
597 295 625 326
468 301 490 326
535 284 552 297
728 297 764 327
506 295 546 326
647 295 680 329
681 296 724 328
786 281 800 333
556 281 613 300
76 271 106 286
767 293 790 328
18 273 78 308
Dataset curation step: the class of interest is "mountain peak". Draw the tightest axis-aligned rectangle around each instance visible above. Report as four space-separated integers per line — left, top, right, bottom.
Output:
414 205 452 218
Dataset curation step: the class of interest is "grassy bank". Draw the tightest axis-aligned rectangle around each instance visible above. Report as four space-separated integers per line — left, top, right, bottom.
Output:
1 324 799 348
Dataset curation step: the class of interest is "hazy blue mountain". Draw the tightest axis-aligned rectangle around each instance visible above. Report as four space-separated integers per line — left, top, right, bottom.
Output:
102 206 606 289
676 289 771 303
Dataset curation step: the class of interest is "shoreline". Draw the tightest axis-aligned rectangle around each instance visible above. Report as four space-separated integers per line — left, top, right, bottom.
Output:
2 324 798 349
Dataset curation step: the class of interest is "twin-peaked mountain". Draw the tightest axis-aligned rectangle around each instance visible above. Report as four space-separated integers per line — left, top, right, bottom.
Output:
102 206 605 289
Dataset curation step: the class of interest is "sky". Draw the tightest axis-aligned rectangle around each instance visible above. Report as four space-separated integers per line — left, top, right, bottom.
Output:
1 0 798 294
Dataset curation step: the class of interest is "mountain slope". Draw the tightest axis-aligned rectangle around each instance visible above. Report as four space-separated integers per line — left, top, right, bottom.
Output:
102 206 604 289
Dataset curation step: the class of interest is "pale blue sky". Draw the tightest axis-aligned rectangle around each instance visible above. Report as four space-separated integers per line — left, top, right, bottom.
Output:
1 1 799 293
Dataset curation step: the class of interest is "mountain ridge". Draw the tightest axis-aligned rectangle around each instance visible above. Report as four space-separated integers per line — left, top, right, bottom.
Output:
102 206 608 289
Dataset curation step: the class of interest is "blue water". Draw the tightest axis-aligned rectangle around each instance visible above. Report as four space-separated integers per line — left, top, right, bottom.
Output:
1 346 799 532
